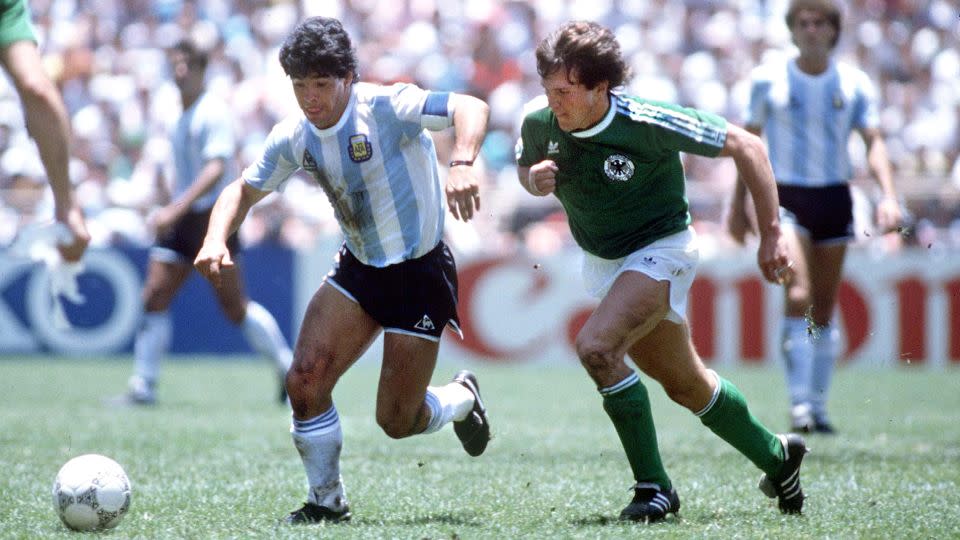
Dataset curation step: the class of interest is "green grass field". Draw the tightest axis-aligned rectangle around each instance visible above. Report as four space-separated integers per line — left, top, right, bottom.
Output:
1 357 958 539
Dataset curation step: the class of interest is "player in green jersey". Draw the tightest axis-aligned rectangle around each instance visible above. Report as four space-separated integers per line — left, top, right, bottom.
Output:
515 20 807 521
1 0 88 261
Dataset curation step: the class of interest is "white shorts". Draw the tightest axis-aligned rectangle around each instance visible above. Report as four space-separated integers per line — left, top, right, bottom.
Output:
581 227 699 324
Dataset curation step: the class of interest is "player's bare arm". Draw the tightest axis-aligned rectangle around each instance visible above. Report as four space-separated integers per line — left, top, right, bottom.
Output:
194 178 268 287
719 123 791 284
152 158 227 236
516 160 557 197
860 126 903 232
445 93 489 222
725 125 763 244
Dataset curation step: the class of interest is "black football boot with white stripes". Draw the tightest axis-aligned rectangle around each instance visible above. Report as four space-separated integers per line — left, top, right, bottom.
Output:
452 370 491 457
759 433 809 514
618 483 681 523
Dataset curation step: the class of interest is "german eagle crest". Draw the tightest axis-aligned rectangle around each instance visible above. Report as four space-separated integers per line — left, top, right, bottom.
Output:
604 154 634 182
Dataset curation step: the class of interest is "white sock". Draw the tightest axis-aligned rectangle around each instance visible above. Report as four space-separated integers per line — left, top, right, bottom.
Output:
132 312 171 386
291 407 348 510
242 301 293 375
421 382 474 434
810 324 839 418
781 317 813 408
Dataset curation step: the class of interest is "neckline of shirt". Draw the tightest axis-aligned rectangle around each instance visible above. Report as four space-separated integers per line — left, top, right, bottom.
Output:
570 94 617 139
306 87 357 138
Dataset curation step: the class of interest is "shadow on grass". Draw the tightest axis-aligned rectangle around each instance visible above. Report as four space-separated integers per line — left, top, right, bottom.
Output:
570 513 685 527
355 513 483 527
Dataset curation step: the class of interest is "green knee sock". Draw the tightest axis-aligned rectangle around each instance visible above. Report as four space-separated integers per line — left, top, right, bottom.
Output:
601 374 672 489
698 376 785 477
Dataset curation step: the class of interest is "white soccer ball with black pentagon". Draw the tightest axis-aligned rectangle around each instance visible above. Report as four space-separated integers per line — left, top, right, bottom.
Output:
52 454 131 531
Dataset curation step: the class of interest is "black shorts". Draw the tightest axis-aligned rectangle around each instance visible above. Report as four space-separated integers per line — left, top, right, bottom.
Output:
777 183 854 244
153 208 240 264
326 241 461 340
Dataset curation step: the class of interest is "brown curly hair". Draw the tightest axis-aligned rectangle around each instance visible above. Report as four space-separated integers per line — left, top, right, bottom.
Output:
535 21 630 90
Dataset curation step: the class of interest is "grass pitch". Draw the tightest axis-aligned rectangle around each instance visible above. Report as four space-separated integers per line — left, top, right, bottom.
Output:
0 356 958 539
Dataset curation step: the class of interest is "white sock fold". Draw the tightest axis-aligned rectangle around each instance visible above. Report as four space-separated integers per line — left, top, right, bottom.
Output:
421 382 474 434
291 406 348 510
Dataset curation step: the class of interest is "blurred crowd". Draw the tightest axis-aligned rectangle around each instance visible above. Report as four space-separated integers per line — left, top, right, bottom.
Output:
1 0 958 259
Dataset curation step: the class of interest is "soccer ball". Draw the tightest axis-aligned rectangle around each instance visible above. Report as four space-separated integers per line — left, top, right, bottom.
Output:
52 454 131 531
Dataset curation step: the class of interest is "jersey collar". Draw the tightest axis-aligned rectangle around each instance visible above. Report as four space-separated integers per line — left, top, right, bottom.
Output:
570 94 616 139
306 86 357 138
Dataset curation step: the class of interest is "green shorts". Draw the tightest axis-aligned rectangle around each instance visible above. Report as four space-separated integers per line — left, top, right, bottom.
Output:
0 0 36 48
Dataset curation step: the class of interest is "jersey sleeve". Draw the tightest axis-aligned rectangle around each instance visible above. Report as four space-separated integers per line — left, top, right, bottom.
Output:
241 118 301 192
625 98 728 158
851 69 880 130
744 64 771 129
389 83 454 131
199 101 236 162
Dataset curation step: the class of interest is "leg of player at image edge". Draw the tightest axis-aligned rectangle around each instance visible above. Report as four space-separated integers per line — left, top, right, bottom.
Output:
285 371 490 524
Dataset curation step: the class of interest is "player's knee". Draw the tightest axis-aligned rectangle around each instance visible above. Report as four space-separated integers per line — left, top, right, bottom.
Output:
375 409 417 439
223 304 245 324
785 287 811 313
575 333 618 377
286 357 333 402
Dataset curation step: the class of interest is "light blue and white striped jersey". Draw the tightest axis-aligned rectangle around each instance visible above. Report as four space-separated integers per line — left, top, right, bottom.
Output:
170 91 237 211
242 82 454 267
745 57 879 187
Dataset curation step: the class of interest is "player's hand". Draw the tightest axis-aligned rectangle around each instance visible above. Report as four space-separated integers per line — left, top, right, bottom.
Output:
758 231 793 285
876 197 903 234
446 165 481 222
194 240 233 288
56 205 90 262
526 160 557 196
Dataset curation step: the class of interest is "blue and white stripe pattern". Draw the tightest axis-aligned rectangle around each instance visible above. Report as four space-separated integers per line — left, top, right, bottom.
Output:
614 95 726 149
746 58 879 187
291 406 340 436
243 82 453 267
170 91 238 211
422 389 444 433
598 371 641 397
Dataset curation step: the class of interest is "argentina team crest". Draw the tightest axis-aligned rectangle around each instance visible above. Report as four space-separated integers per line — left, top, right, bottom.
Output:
604 154 634 182
348 134 373 162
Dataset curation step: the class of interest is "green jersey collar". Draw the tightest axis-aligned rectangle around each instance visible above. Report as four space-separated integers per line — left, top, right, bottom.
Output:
570 94 616 139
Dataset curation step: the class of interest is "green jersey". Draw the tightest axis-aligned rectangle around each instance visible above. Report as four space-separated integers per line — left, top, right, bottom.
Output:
516 94 727 259
0 0 37 47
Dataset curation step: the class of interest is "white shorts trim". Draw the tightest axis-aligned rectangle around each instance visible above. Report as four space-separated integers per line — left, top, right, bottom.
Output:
581 227 699 324
149 246 188 265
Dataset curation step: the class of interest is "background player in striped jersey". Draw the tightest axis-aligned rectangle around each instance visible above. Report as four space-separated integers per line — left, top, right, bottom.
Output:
515 20 807 522
194 17 491 523
110 39 294 405
726 0 902 434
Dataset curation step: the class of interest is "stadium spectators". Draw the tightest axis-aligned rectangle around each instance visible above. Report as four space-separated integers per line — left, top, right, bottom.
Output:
0 0 956 255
